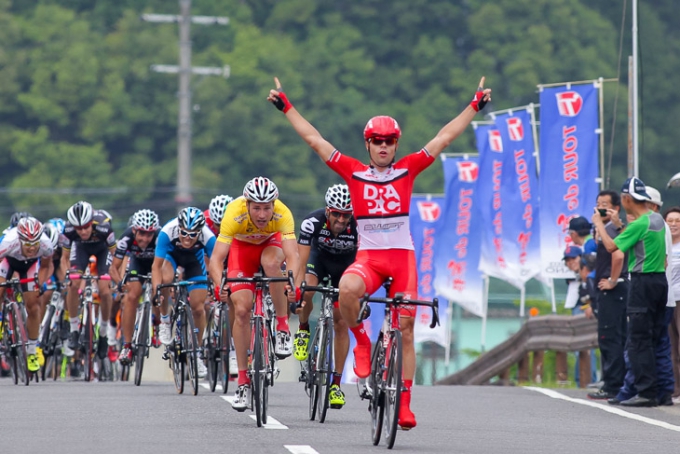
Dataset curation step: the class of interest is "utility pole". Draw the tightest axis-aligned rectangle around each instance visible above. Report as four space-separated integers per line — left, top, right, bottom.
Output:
142 1 229 204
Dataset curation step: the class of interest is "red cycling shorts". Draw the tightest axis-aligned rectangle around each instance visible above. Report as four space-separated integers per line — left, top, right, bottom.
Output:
227 233 282 293
343 249 417 318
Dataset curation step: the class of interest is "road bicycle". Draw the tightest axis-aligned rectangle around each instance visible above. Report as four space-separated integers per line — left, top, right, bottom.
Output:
356 279 439 449
121 271 154 386
0 275 38 385
157 278 205 396
69 263 111 382
38 281 67 381
225 271 294 428
290 277 338 423
205 273 231 394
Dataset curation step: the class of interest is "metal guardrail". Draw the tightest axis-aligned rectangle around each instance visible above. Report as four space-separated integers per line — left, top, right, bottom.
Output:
436 314 598 386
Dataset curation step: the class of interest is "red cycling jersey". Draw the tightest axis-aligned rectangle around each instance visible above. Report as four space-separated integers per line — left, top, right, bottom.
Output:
326 149 435 251
204 209 219 236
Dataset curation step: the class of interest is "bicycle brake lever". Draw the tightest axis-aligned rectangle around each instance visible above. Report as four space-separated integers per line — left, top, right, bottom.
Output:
429 298 440 329
355 293 371 324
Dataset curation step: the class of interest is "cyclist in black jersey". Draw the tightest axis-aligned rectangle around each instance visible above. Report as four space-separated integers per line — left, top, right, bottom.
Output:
294 184 358 408
62 202 117 360
109 209 161 366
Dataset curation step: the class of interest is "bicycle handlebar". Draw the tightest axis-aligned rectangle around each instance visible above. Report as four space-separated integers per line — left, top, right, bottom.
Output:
68 273 111 281
0 274 39 288
224 270 293 286
121 271 152 285
355 292 440 329
289 279 339 314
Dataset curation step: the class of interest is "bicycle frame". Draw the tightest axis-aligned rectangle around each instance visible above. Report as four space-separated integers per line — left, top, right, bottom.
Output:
225 271 294 427
356 279 440 449
157 278 205 396
297 277 338 423
68 271 111 382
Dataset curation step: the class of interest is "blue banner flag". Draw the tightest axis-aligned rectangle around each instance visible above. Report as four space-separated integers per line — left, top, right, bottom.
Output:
539 83 600 278
432 158 485 317
493 109 542 285
475 123 519 286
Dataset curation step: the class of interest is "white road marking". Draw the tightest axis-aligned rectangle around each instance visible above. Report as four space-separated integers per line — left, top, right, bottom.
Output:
284 446 320 454
249 415 288 429
525 386 680 432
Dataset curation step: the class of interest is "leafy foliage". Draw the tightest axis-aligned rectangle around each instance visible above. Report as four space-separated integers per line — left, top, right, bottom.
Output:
1 0 677 228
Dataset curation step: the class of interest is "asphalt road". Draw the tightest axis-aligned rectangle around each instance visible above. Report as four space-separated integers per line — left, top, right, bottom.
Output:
2 365 680 454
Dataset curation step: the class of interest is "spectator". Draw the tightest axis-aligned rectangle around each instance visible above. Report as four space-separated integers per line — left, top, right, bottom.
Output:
593 177 668 407
569 216 597 256
587 190 628 400
664 206 680 404
563 245 597 386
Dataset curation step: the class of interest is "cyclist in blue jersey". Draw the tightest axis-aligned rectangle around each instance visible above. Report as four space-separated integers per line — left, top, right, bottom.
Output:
152 207 216 378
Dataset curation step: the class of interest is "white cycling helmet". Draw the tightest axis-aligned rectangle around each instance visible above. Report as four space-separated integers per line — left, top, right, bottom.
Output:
243 177 278 203
17 216 44 243
67 201 93 226
132 209 160 232
208 194 233 224
43 224 60 249
325 184 352 211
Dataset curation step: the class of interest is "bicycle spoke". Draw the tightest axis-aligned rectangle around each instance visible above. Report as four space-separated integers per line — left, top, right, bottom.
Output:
384 331 403 449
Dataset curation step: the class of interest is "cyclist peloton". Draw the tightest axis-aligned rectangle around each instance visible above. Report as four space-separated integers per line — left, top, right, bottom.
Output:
109 209 161 366
63 202 117 360
0 217 54 372
294 184 358 409
3 211 32 235
153 207 215 378
268 76 491 428
209 177 300 411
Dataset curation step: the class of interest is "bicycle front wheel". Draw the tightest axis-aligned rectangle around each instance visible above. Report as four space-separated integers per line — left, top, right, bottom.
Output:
134 302 151 386
82 304 94 382
13 305 30 386
219 307 231 394
370 333 385 446
318 319 334 423
306 327 321 421
252 317 266 427
384 330 403 449
206 307 218 392
183 308 200 396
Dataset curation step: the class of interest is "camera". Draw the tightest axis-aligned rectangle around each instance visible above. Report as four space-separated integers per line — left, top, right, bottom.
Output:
598 208 608 217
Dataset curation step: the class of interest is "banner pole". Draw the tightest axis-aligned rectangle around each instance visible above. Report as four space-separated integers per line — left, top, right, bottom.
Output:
598 77 605 190
529 103 540 177
537 78 617 89
444 300 453 368
519 285 526 317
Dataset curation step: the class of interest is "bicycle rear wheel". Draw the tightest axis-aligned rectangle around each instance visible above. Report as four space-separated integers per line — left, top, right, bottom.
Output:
370 334 385 446
39 304 56 355
13 305 30 386
252 317 266 427
318 319 334 423
219 307 231 394
384 330 403 449
171 314 185 394
306 327 321 421
184 307 199 396
134 302 151 386
206 307 218 392
2 308 19 385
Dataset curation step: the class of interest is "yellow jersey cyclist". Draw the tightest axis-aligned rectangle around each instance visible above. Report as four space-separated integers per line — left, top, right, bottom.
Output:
153 207 216 378
294 183 358 409
209 177 301 411
0 217 54 372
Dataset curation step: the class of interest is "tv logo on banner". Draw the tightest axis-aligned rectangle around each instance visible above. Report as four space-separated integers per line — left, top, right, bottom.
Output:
556 91 583 117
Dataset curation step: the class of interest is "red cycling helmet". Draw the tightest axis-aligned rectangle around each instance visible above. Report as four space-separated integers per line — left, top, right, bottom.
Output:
363 116 401 140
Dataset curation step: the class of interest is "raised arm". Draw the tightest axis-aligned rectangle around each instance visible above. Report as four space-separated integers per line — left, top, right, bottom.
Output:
425 77 492 159
267 77 336 162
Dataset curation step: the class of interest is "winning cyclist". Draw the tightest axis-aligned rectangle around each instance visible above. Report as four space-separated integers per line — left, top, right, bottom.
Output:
208 177 300 411
109 209 161 366
0 217 54 372
62 202 117 359
268 76 491 428
294 183 358 409
153 207 215 378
